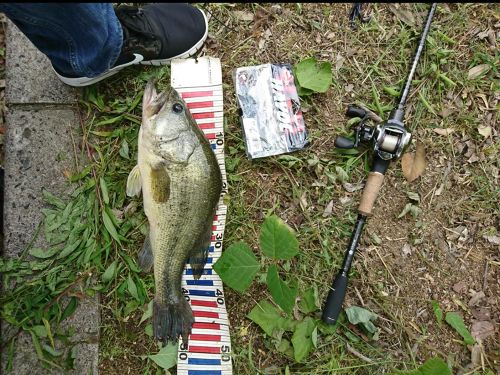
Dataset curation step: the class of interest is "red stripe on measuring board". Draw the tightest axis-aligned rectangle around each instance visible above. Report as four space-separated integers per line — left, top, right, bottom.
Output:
172 57 232 375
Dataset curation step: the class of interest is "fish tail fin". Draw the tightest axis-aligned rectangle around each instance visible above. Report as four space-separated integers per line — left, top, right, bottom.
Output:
189 224 211 279
153 298 194 345
138 234 153 272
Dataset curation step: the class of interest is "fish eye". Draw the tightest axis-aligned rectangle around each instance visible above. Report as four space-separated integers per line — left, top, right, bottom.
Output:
172 103 184 113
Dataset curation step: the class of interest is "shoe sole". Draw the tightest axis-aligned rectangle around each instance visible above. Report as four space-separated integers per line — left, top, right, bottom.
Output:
53 54 144 87
139 7 209 66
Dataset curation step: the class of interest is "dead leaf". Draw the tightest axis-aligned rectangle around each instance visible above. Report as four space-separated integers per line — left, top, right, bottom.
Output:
470 344 481 366
323 200 334 217
335 53 345 71
388 4 415 26
468 64 491 80
433 128 455 136
438 107 454 118
483 235 500 245
471 321 495 341
478 125 492 138
472 308 491 321
343 182 364 192
468 291 485 307
401 243 412 256
339 196 352 205
299 192 308 212
401 142 427 182
233 10 254 22
453 281 467 294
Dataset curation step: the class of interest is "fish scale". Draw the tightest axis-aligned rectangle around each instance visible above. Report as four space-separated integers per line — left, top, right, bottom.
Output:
171 57 232 375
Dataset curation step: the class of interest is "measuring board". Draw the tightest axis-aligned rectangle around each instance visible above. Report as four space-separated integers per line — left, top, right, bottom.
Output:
171 57 232 375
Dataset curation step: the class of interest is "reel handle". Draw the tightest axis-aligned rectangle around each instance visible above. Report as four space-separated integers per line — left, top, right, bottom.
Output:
334 136 356 149
346 105 367 119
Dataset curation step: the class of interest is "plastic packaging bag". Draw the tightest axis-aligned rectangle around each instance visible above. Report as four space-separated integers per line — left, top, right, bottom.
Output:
234 63 309 159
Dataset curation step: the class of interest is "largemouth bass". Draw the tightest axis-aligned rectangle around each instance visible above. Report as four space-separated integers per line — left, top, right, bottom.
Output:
126 80 222 344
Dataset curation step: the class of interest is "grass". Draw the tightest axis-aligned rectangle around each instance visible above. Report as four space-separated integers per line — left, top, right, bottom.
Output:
1 3 499 375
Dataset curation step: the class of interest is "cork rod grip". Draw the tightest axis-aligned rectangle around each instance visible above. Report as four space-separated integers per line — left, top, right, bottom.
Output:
358 172 385 216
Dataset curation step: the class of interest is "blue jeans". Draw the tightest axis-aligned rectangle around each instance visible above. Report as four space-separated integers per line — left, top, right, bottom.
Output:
0 3 123 77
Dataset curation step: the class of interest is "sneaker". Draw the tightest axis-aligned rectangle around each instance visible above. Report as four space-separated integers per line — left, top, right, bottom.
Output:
116 3 209 65
53 3 208 87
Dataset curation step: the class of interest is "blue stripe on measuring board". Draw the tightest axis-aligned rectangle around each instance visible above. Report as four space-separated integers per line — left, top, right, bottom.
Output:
188 371 221 375
189 289 216 297
186 269 213 275
188 358 221 366
186 280 214 286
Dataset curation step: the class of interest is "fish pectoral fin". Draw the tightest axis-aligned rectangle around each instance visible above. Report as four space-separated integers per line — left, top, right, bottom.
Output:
150 167 170 203
189 223 212 279
126 165 142 197
138 232 154 273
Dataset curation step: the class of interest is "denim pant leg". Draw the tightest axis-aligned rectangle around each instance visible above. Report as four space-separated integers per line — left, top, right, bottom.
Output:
0 3 123 77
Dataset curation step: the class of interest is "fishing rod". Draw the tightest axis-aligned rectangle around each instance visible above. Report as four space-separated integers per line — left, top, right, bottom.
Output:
322 3 438 325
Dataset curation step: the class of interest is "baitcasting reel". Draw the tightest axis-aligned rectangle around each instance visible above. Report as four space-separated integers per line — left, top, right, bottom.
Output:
334 105 412 161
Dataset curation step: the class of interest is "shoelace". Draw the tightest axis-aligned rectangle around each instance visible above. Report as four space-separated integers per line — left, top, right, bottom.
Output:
118 8 158 51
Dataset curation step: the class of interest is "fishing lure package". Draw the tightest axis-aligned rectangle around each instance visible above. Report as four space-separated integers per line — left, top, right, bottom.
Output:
234 63 309 159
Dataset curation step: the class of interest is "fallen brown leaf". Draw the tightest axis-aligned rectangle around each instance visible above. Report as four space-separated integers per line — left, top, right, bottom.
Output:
468 291 485 307
468 64 490 80
433 128 455 136
401 141 427 183
478 125 492 138
471 320 495 341
483 235 500 245
323 200 334 217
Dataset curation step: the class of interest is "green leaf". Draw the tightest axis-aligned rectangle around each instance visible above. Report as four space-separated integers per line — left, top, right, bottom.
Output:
57 239 82 259
213 242 260 293
266 265 297 314
146 343 178 369
102 261 117 282
291 317 316 362
102 209 121 244
29 247 59 259
100 178 110 205
42 344 63 357
394 357 451 375
127 275 140 301
259 215 299 260
69 165 92 182
431 300 443 327
140 301 153 325
445 312 475 345
32 325 47 338
119 140 130 159
247 300 294 337
298 288 318 314
295 57 332 93
383 86 400 97
144 324 153 337
42 189 66 209
60 297 78 322
419 357 451 375
345 306 378 334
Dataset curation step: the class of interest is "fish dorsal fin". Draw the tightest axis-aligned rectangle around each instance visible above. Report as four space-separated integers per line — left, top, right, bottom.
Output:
126 165 142 197
150 167 170 203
